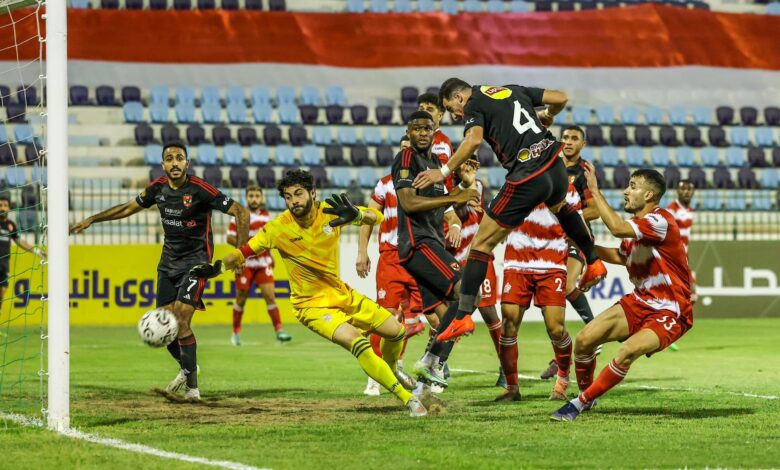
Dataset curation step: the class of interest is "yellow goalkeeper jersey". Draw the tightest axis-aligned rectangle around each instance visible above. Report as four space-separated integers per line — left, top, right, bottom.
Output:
245 202 379 309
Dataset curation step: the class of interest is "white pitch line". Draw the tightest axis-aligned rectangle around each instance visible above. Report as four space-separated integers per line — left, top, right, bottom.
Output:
0 412 268 470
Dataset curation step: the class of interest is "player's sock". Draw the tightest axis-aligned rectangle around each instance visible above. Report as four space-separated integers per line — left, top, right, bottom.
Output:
430 301 459 357
578 359 629 406
380 327 405 372
567 290 594 324
435 341 455 364
555 209 597 264
166 340 182 366
266 303 282 332
498 334 518 387
486 320 502 356
178 334 198 388
351 337 413 404
369 333 383 357
574 351 598 392
232 303 244 334
456 250 491 319
551 331 573 378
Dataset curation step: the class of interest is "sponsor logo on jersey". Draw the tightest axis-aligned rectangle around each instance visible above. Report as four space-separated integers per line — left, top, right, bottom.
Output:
517 139 555 162
480 85 512 100
183 194 192 207
186 220 197 228
164 207 183 216
503 282 512 294
322 224 334 236
450 262 461 272
569 175 576 184
378 288 387 299
399 169 410 179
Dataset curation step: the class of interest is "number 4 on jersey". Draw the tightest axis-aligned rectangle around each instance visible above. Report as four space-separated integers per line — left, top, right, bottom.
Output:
512 101 542 136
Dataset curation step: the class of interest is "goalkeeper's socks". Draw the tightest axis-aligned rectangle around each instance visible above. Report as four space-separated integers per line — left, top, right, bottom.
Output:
379 327 405 372
351 337 413 404
166 340 182 366
178 335 198 388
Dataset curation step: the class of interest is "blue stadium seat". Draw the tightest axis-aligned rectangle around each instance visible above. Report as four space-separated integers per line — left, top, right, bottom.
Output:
300 86 321 106
301 145 322 166
701 192 721 210
358 167 378 188
726 191 747 211
226 86 246 108
276 86 296 106
388 127 407 145
123 102 145 123
644 105 664 125
441 0 458 14
325 86 347 107
0 125 7 144
725 147 745 167
487 0 504 11
176 86 196 106
620 105 641 125
767 2 780 14
330 168 352 188
249 144 269 165
250 86 270 106
700 147 720 167
760 169 779 188
595 105 615 125
144 144 162 165
149 103 170 123
752 191 773 210
417 0 435 11
275 145 296 166
571 105 591 125
312 127 333 146
603 190 622 210
278 103 301 124
346 0 365 12
338 127 358 146
370 0 389 12
363 127 384 146
463 0 481 11
253 103 274 124
223 144 244 166
668 106 688 125
14 124 35 144
487 167 504 189
150 85 169 106
4 167 26 187
755 127 775 147
266 194 286 211
599 146 620 167
509 0 530 11
650 146 670 166
580 146 595 162
227 102 249 124
201 103 222 124
197 144 218 166
626 146 645 166
32 166 46 186
201 86 221 107
70 0 91 8
675 146 695 167
730 126 750 147
175 103 197 123
393 0 412 11
692 106 712 125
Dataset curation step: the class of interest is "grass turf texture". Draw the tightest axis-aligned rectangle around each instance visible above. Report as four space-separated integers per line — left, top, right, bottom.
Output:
2 318 780 469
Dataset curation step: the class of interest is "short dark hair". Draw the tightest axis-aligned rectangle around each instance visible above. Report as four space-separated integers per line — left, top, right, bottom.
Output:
0 194 11 205
631 169 666 202
417 93 444 112
399 135 410 145
408 110 434 124
246 185 262 194
162 141 188 159
439 77 471 102
561 125 586 140
277 169 314 196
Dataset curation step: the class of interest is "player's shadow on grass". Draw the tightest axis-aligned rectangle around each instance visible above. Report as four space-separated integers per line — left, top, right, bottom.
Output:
596 407 755 419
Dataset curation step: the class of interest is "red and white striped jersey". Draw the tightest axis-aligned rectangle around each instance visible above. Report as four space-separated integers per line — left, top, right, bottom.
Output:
619 208 693 322
665 200 694 253
432 129 454 191
503 204 568 273
228 210 274 268
371 174 399 252
450 180 485 263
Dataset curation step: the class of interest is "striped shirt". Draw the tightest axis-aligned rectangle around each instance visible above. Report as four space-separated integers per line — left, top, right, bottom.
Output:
665 200 694 253
228 210 273 268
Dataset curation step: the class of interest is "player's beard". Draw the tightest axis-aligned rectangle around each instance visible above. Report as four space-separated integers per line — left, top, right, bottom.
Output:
0 213 6 221
290 196 313 219
165 166 187 183
248 202 261 212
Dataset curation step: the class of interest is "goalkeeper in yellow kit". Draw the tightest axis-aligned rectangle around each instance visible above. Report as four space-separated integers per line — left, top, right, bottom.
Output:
191 169 432 417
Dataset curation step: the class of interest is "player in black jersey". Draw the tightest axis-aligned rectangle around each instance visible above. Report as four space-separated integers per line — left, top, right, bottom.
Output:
70 141 249 399
412 79 607 342
392 110 480 388
0 194 46 312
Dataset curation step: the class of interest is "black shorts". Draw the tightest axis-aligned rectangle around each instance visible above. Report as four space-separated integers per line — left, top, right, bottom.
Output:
486 156 569 228
0 263 8 287
156 270 206 310
568 244 585 264
401 242 461 313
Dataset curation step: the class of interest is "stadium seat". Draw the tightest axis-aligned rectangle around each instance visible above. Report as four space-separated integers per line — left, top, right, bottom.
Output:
0 85 9 107
730 127 750 147
69 86 89 105
196 144 218 166
370 0 389 12
357 167 378 188
276 86 296 106
249 86 269 106
275 145 296 166
301 145 322 166
620 105 641 125
351 105 369 124
4 166 26 187
5 103 26 123
150 86 169 106
14 124 35 145
135 124 155 145
300 105 319 125
253 103 274 124
610 126 629 146
176 86 196 106
688 165 706 189
692 106 712 125
464 0 481 12
348 146 367 167
748 147 767 167
634 125 654 147
312 127 332 146
535 0 552 12
388 127 407 146
477 146 494 167
223 144 244 166
175 103 197 123
237 127 258 146
202 103 223 124
299 86 321 106
325 105 344 124
613 165 631 188
760 169 779 188
683 125 704 147
212 125 232 145
227 103 250 124
599 146 620 167
121 86 141 103
417 0 435 11
752 191 773 210
249 144 270 165
309 167 328 189
487 0 504 12
726 190 748 209
400 104 417 123
269 0 286 9
229 167 249 188
764 106 780 126
571 106 591 125
30 166 46 186
716 106 734 125
375 105 393 125
160 124 180 145
738 167 758 189
725 147 745 167
186 124 206 146
701 191 721 210
288 125 308 146
755 127 775 147
346 0 365 12
70 0 91 7
441 0 458 13
363 127 384 146
487 167 504 189
263 125 282 146
585 125 605 146
0 125 7 145
626 146 645 166
644 106 664 125
330 168 352 188
326 145 346 165
256 167 275 188
648 146 670 167
123 102 144 123
203 166 222 187
664 165 681 188
144 144 163 165
126 0 143 8
708 126 728 147
265 193 286 211
713 165 733 189
659 125 680 147
244 0 262 9
768 2 780 14
509 0 530 11
278 104 301 124
580 146 595 162
95 86 116 106
773 148 780 166
701 147 720 167
376 146 394 166
149 0 167 9
595 105 615 125
338 127 358 146
0 144 17 165
668 106 688 125
675 146 695 167
201 86 221 107
740 106 758 126
16 85 38 106
148 103 170 123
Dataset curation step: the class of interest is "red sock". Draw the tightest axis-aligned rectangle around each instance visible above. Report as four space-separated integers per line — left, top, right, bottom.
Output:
551 331 572 378
486 320 502 356
574 352 597 392
369 333 382 357
498 335 518 387
267 303 282 332
580 359 629 404
232 303 244 334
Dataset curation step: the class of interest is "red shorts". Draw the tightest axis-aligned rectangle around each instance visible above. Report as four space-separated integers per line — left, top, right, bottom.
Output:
501 270 566 308
376 250 422 311
235 266 274 291
619 294 692 355
464 260 498 308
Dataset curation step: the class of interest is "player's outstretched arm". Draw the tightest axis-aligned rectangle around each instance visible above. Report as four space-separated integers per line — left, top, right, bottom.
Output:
396 187 479 214
227 202 250 247
15 237 46 259
596 245 626 266
323 194 383 228
537 90 568 127
69 199 144 235
444 210 462 249
356 199 382 279
582 161 636 239
412 126 484 190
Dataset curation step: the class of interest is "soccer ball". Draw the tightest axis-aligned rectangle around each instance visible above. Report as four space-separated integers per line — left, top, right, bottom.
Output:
137 308 179 347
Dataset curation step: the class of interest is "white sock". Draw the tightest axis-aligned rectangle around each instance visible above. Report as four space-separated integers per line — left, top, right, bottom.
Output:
421 352 440 366
570 397 585 411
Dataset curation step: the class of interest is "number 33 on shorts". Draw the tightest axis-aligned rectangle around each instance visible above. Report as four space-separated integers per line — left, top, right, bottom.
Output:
656 315 677 331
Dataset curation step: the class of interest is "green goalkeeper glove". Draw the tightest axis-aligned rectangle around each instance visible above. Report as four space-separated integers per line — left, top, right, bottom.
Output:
323 193 363 227
189 260 225 279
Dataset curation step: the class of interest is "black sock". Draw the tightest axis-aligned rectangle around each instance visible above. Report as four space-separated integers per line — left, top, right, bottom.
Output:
567 289 594 324
456 250 492 319
555 209 597 264
431 301 459 357
436 341 456 364
166 340 181 366
178 335 198 388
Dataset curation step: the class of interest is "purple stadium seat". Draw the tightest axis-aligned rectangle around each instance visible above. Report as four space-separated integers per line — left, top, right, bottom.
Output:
585 125 605 146
212 125 232 146
161 124 180 145
256 167 276 188
309 166 327 189
134 124 154 145
150 0 168 9
70 86 89 105
197 0 215 7
96 86 116 105
245 0 262 8
748 147 767 167
221 0 238 8
664 165 681 188
738 166 757 188
594 163 607 188
659 125 680 147
300 105 319 125
268 0 286 10
708 126 728 147
101 0 119 8
401 86 419 104
6 103 26 123
325 145 346 165
716 106 734 126
0 85 10 106
229 167 249 188
122 86 141 103
150 166 166 181
174 0 191 8
773 147 780 167
764 107 780 126
376 145 394 166
535 0 553 11
609 125 629 146
263 125 282 146
125 0 143 8
186 124 206 146
0 144 18 165
740 106 758 126
238 127 258 146
203 166 223 187
288 125 308 146
634 125 654 147
325 105 344 124
350 105 368 124
400 104 417 124
713 165 733 189
426 86 439 96
683 125 704 147
375 105 393 125
688 165 706 189
478 146 494 167
24 145 39 165
613 164 631 188
350 145 369 166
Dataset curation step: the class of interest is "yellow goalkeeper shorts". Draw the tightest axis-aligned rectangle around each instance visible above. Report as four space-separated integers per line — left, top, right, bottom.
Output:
294 287 392 341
